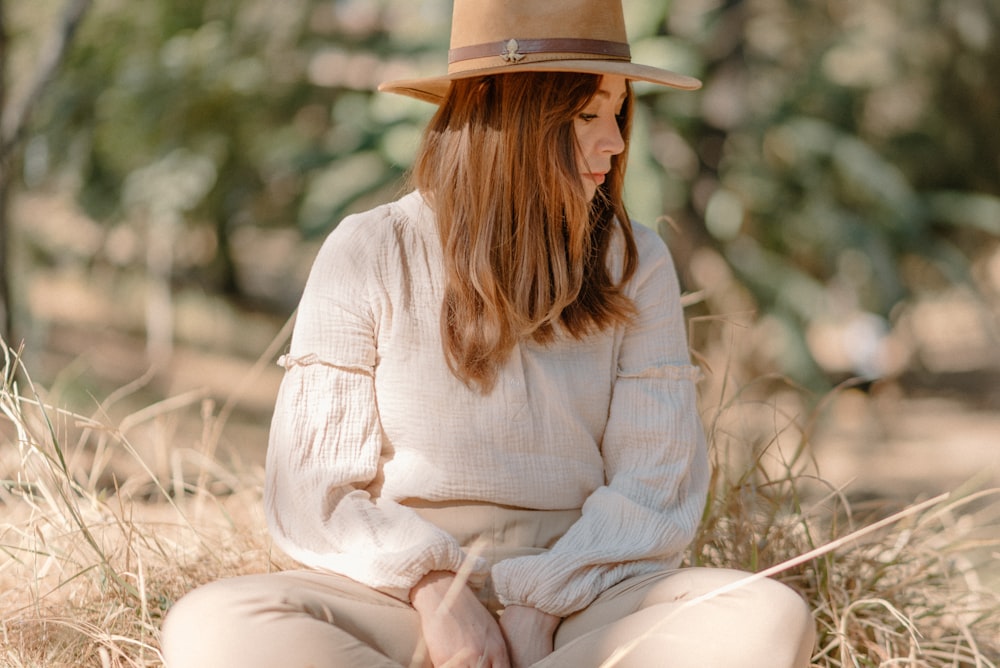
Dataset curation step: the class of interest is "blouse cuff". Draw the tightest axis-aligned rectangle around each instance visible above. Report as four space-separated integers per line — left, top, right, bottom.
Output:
377 551 491 604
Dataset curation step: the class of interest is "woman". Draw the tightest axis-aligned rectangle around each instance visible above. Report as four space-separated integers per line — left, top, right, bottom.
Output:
161 1 815 666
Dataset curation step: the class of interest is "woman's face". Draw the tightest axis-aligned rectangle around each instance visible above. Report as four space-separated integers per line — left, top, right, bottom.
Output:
573 75 628 201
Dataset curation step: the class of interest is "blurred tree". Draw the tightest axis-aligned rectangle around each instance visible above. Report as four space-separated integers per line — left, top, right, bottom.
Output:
0 0 92 346
0 0 8 345
658 0 1000 388
11 0 999 387
19 0 441 358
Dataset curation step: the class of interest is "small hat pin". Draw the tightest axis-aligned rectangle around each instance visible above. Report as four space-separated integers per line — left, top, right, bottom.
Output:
501 39 524 63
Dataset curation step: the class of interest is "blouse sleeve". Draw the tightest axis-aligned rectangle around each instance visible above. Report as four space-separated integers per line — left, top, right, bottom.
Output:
264 214 477 601
490 227 709 617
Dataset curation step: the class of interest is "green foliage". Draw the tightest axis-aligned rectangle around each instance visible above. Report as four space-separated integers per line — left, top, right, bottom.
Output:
25 0 433 303
12 0 1000 385
677 0 1000 387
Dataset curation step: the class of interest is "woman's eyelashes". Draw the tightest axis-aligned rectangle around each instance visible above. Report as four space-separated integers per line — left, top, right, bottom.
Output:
578 107 625 123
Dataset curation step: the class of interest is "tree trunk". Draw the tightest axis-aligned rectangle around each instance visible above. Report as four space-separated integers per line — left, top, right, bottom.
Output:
0 0 92 347
0 0 11 347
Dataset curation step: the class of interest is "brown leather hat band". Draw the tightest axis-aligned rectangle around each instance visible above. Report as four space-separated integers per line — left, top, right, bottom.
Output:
449 38 631 66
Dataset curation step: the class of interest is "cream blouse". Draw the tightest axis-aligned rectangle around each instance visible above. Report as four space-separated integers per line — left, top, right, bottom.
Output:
264 191 708 618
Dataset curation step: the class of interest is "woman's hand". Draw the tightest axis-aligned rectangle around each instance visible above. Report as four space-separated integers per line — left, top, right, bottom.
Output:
411 571 510 668
498 605 561 668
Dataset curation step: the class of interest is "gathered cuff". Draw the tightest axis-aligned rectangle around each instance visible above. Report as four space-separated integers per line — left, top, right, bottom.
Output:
277 353 373 375
617 362 703 383
373 550 490 604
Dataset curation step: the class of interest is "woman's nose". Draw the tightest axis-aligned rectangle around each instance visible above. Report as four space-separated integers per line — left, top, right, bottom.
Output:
600 119 625 155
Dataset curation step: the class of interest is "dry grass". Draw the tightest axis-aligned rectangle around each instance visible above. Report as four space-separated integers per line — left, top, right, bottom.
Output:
1 337 998 667
0 342 293 667
693 372 1000 667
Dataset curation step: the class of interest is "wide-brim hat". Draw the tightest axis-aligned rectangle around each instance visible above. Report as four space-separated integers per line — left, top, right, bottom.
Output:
378 0 702 104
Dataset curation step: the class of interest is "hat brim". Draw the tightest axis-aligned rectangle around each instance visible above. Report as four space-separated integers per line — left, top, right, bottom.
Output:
378 60 701 104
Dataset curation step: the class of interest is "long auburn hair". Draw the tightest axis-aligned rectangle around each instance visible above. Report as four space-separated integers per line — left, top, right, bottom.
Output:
411 72 639 392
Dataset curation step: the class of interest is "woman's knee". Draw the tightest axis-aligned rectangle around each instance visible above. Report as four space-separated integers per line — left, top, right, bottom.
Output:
735 575 815 668
650 568 815 668
160 577 261 667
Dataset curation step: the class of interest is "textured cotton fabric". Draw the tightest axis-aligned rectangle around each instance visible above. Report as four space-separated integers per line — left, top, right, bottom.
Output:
264 190 709 618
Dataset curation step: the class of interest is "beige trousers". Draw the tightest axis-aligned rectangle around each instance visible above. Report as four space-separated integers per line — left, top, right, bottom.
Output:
161 504 814 667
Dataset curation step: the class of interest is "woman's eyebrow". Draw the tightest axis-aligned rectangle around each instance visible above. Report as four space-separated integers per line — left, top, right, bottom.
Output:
594 89 629 103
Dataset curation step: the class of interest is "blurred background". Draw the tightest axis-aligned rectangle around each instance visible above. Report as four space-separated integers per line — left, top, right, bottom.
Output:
1 0 998 503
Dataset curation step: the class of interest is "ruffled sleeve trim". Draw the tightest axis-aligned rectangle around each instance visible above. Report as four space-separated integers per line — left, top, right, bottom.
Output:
616 362 703 383
277 353 374 376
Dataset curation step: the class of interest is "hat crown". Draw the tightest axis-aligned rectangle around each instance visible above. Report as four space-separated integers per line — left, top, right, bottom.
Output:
450 0 628 49
377 0 702 103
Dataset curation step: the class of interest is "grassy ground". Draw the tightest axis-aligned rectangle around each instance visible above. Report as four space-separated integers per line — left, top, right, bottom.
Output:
2 334 998 667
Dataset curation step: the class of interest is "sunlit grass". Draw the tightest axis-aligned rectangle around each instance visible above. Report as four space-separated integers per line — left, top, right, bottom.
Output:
0 342 292 667
693 372 1000 667
1 338 998 667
